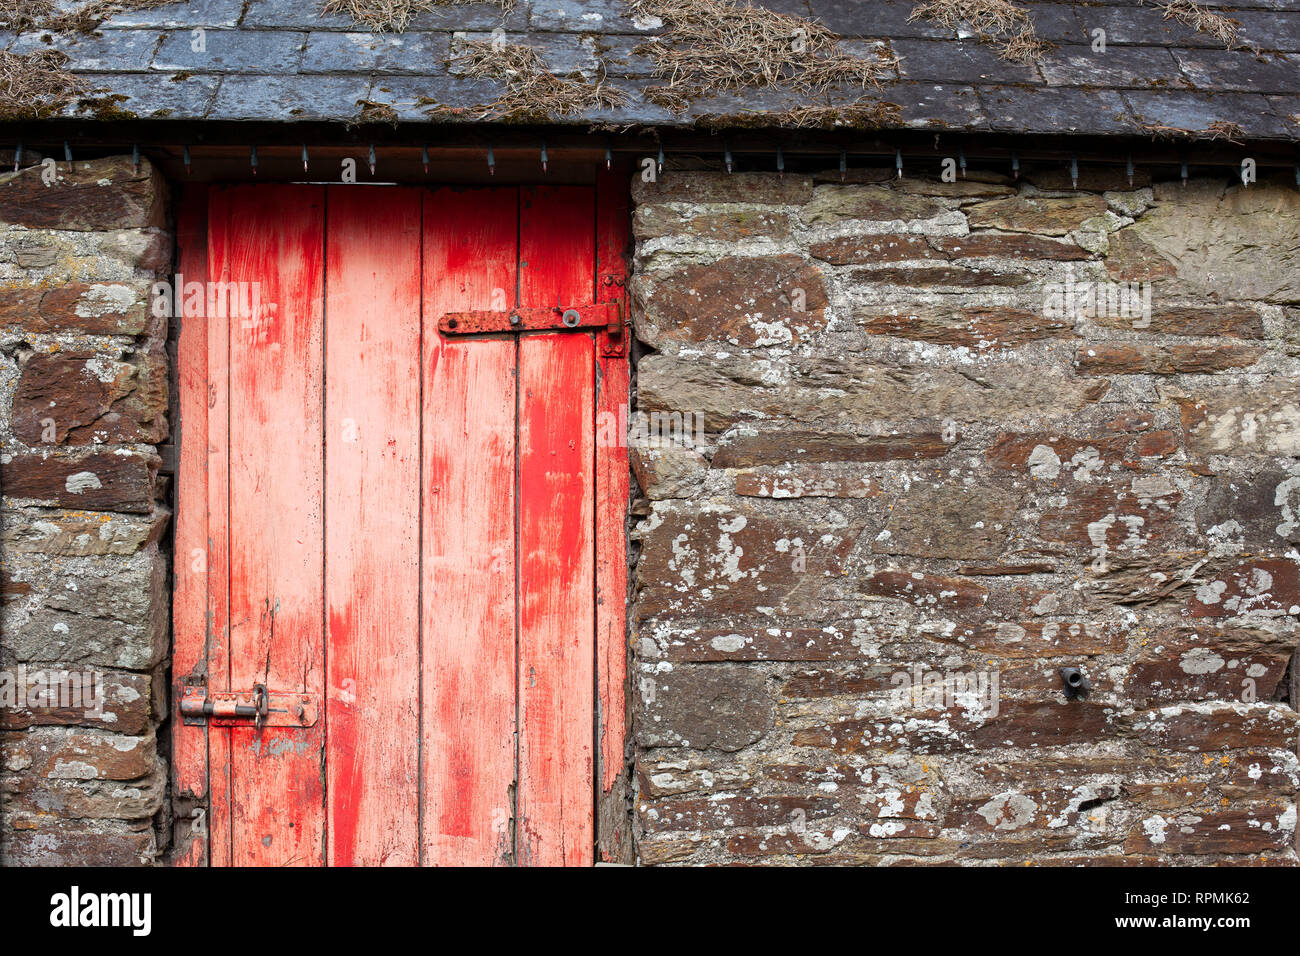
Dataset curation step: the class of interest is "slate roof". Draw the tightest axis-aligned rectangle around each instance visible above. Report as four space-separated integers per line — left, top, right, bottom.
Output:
4 0 1299 139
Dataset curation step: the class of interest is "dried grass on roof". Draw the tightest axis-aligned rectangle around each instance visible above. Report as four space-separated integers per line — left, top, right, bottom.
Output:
1 0 182 33
1140 119 1245 144
1151 0 1240 48
771 99 904 129
321 0 512 33
630 0 897 113
909 0 1049 64
354 99 400 126
54 1 181 32
1203 120 1246 143
0 49 85 121
442 39 627 121
1 0 56 32
454 39 546 79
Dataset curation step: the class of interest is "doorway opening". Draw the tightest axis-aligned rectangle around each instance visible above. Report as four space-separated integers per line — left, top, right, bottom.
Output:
170 175 631 866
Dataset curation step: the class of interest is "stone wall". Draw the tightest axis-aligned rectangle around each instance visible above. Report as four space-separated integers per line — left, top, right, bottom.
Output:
629 166 1300 865
0 155 172 865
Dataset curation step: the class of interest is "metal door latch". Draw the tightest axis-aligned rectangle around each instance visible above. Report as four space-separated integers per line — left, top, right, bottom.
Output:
180 685 319 728
439 302 621 336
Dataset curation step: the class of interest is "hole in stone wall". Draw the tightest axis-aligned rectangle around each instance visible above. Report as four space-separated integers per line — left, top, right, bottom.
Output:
1279 647 1297 711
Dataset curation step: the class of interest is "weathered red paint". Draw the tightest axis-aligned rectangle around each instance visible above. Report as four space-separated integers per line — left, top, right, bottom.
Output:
325 186 423 866
172 186 209 867
421 186 519 865
221 184 327 867
516 187 598 866
177 183 629 866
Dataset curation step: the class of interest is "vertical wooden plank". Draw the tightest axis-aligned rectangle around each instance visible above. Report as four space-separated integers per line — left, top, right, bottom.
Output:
324 186 422 866
204 187 234 868
594 167 633 863
172 185 209 867
519 186 596 311
222 185 326 867
517 186 596 866
421 187 519 865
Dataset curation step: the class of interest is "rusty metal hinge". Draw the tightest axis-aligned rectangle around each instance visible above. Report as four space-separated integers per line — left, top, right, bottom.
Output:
599 273 628 357
439 302 621 336
180 685 319 728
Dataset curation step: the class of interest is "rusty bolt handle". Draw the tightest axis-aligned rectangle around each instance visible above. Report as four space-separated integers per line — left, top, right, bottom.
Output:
252 683 269 727
181 685 271 721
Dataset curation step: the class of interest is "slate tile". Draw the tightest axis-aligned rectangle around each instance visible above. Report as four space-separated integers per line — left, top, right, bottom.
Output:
209 74 373 120
153 29 306 73
750 0 815 18
1172 48 1300 93
1228 0 1300 8
1265 95 1300 135
686 84 812 114
808 0 953 39
99 0 247 29
530 0 665 34
837 37 904 78
241 0 524 31
1088 0 1295 7
877 81 988 129
598 34 661 78
978 84 1133 132
1018 3 1090 43
1070 0 1270 5
11 29 162 71
240 0 357 29
893 37 1041 83
1124 90 1292 138
450 30 600 74
363 74 503 120
681 83 836 127
405 3 528 31
584 78 680 124
1039 44 1181 88
67 72 221 119
1070 5 1224 47
1233 12 1300 52
301 31 449 74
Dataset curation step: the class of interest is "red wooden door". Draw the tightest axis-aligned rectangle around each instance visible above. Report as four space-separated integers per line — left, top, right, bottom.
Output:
173 179 629 866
